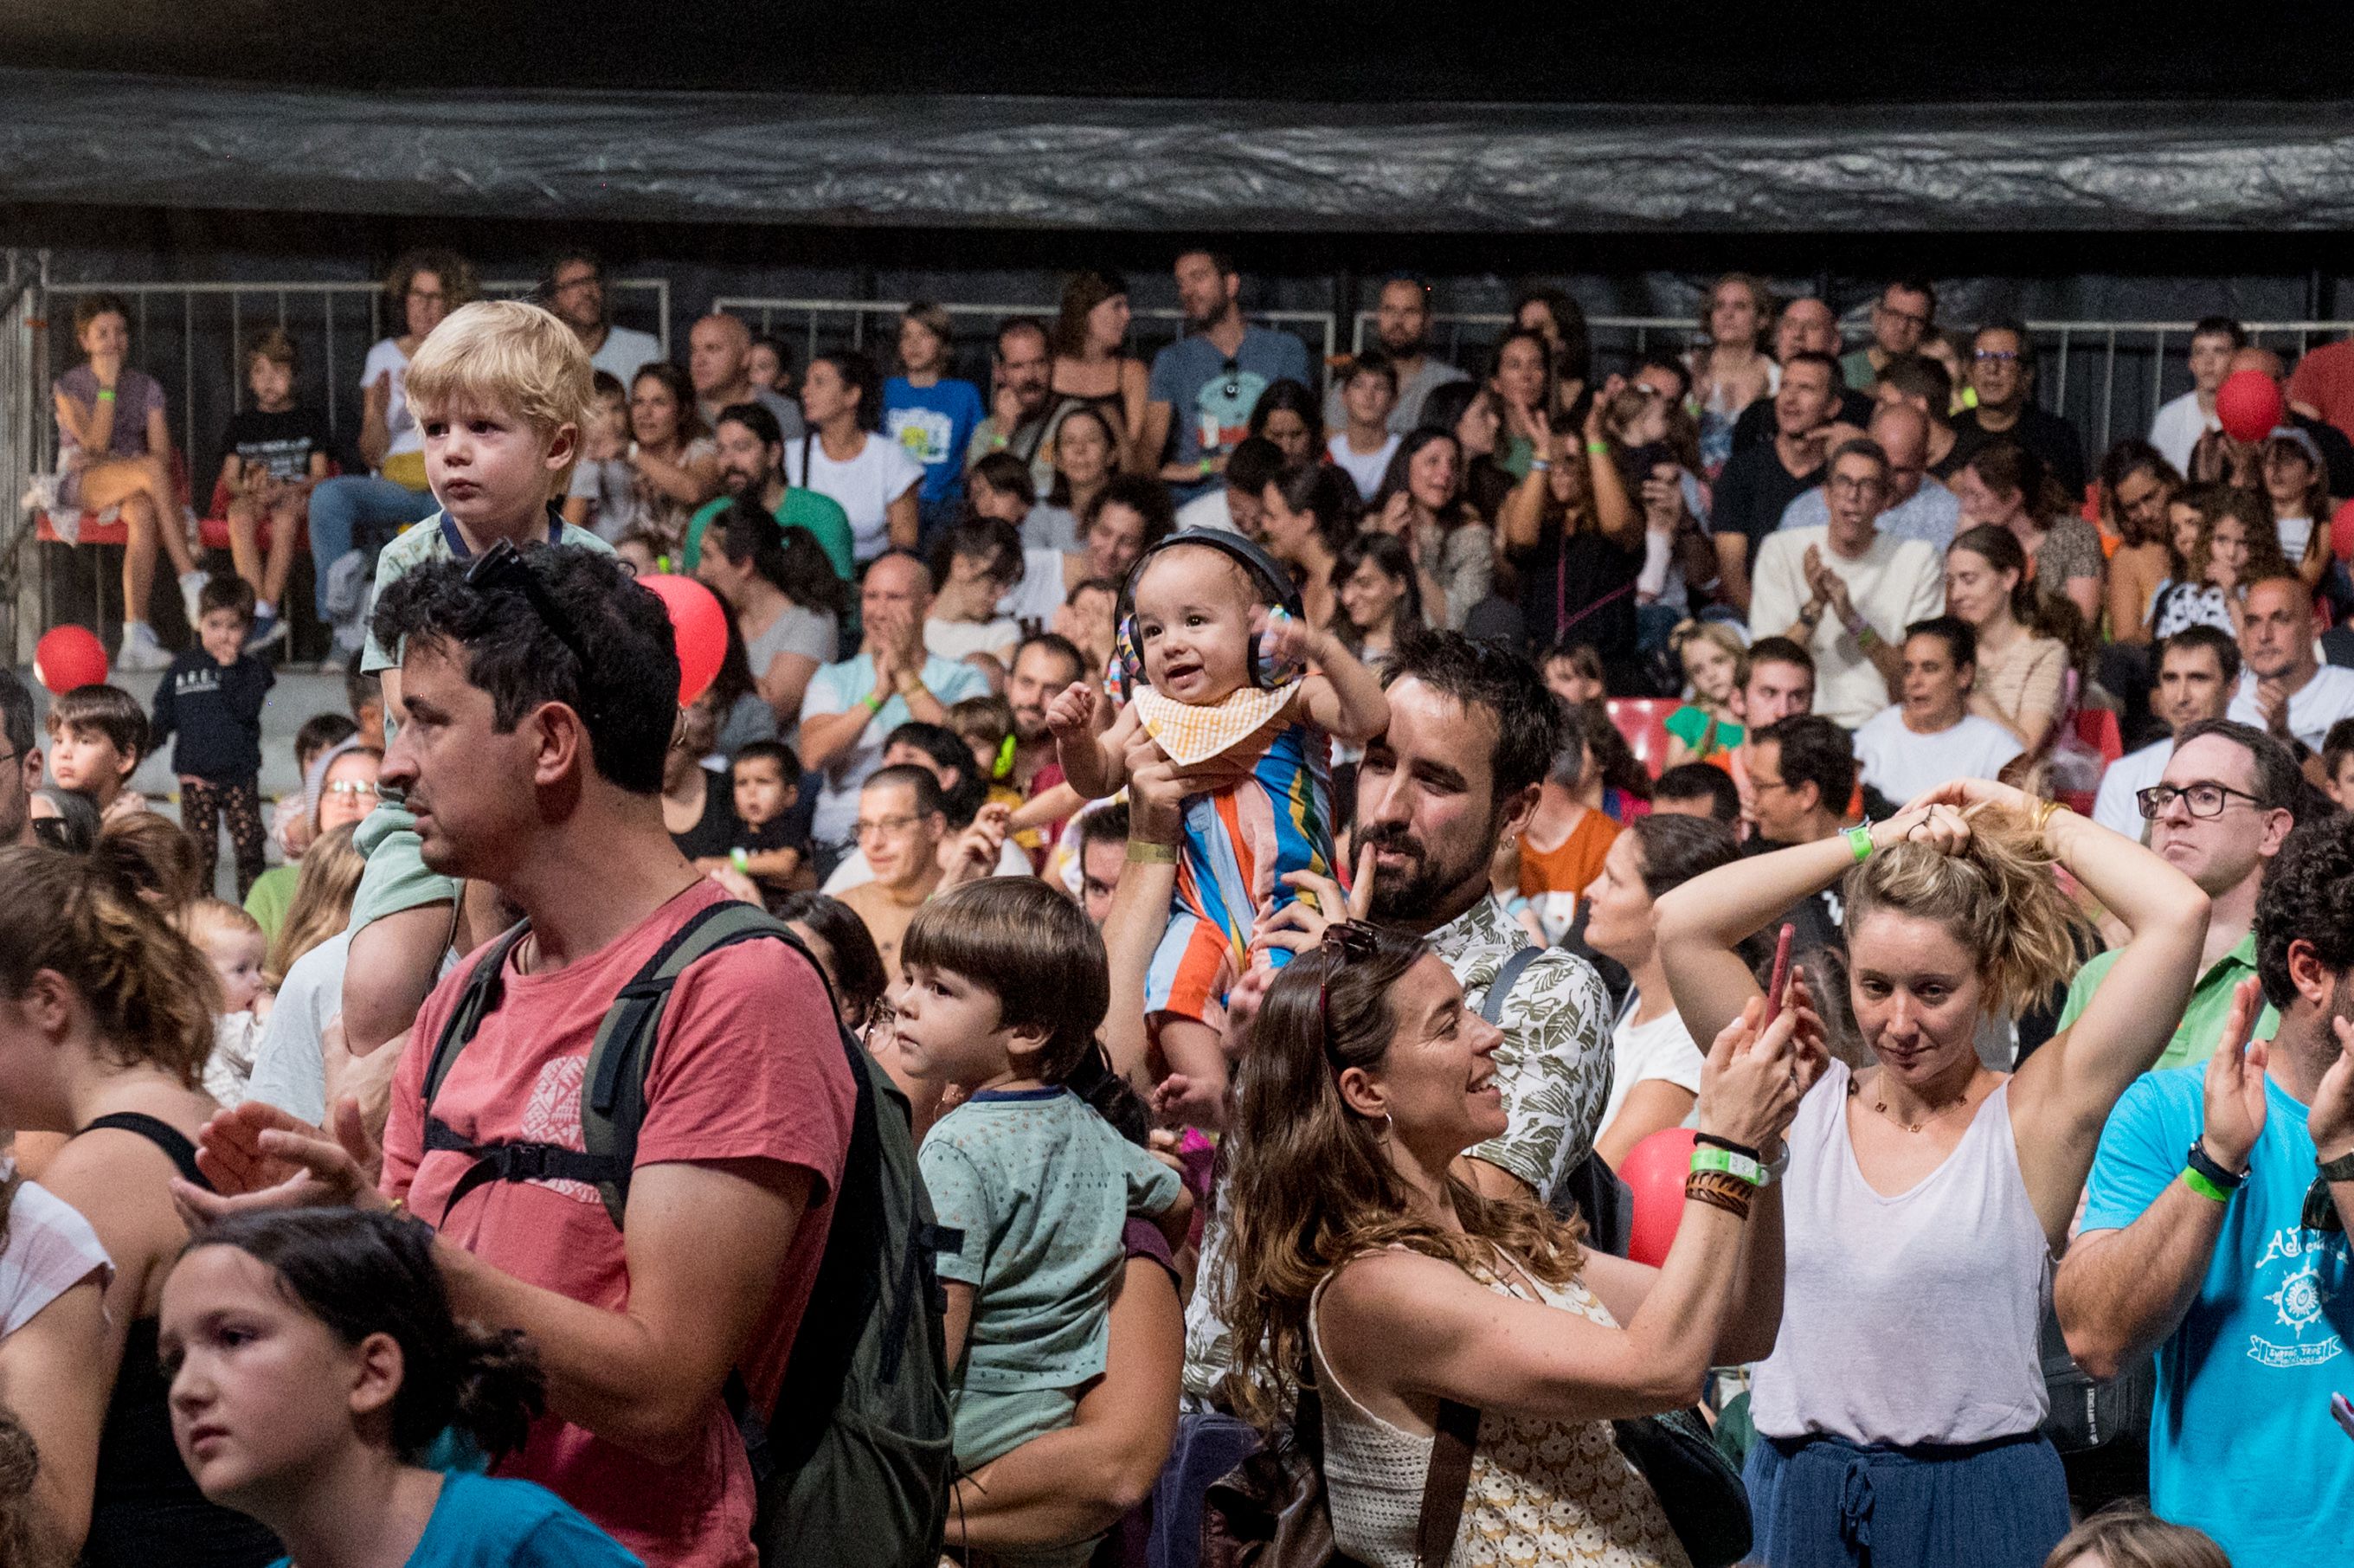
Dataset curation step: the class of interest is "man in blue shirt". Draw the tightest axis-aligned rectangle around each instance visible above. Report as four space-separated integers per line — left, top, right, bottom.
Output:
2058 813 2354 1565
1141 248 1312 503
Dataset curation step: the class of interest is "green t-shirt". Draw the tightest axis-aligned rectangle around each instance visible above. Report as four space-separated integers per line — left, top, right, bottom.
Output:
2055 930 2278 1071
681 488 855 581
360 510 615 676
243 863 299 943
1664 704 1744 756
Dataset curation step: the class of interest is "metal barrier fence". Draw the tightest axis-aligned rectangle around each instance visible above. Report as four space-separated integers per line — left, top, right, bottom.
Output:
1357 310 2354 462
2 257 45 659
711 296 1341 383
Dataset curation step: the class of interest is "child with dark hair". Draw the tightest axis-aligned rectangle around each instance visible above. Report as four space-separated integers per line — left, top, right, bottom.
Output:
151 574 275 899
892 878 1191 1565
46 682 151 820
158 1209 635 1567
711 739 803 888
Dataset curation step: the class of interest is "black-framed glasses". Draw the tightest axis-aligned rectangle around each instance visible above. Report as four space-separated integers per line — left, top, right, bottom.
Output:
2304 1174 2345 1234
464 541 598 704
1316 922 1380 1067
2137 781 2267 820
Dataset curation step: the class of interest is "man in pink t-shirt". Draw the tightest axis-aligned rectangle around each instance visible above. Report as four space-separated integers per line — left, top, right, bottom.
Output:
193 545 852 1568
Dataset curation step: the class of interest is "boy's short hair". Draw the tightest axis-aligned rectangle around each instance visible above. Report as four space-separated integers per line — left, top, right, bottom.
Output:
902 877 1109 1082
2159 623 2241 688
588 369 627 407
862 762 948 822
1345 348 1399 395
0 668 35 760
48 683 148 762
930 517 1023 592
1653 762 1741 823
1877 351 1952 410
1754 715 1856 814
731 740 800 779
949 694 1013 748
403 299 592 439
1076 800 1131 851
294 712 361 768
245 325 298 373
198 574 257 625
968 452 1036 511
2324 719 2354 781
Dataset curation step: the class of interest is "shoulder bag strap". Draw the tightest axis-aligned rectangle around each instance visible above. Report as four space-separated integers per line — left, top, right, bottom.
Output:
1480 944 1543 1028
1414 1398 1482 1567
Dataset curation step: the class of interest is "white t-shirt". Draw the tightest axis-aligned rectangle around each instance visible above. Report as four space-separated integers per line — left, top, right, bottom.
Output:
589 325 665 385
999 547 1073 628
363 337 421 461
1747 524 1947 728
1598 997 1707 1137
1174 488 1245 535
1854 707 2025 804
784 433 925 563
2147 389 2214 477
2093 736 2171 843
1326 433 1401 503
925 615 1022 664
2228 663 2354 751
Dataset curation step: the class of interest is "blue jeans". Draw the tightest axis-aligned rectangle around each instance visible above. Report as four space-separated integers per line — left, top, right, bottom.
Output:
306 475 437 620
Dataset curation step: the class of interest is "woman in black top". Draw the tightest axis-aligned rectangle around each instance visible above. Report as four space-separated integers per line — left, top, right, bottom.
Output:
660 691 746 863
0 844 280 1567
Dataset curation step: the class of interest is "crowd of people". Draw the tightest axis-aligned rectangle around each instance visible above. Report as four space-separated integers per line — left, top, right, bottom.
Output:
3 247 2354 1568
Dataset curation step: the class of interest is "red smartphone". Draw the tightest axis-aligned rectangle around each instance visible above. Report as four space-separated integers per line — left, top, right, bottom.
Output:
1759 923 1797 1031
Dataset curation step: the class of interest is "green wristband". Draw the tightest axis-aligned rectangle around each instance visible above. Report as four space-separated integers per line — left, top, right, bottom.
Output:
2182 1166 2235 1205
861 691 886 715
1689 1146 1766 1186
1844 824 1875 864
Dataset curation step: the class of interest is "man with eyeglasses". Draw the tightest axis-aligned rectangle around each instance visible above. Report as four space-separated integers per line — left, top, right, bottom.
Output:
0 667 43 849
1843 278 1938 392
1749 439 1945 726
1948 318 2087 498
2057 811 2354 1567
1736 714 1856 958
543 248 663 385
2057 718 2299 1072
1140 247 1311 502
835 763 955 982
1775 402 1960 552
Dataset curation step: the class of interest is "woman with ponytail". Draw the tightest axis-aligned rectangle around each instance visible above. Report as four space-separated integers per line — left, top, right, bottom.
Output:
1955 440 2106 628
1653 778 2210 1568
0 843 279 1565
158 1209 635 1566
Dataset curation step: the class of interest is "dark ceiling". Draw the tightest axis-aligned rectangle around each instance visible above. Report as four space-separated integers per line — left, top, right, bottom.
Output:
6 2 2353 103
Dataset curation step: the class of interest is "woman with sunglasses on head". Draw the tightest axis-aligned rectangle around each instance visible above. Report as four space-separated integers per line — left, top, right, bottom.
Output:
1653 778 2209 1568
1219 909 1821 1567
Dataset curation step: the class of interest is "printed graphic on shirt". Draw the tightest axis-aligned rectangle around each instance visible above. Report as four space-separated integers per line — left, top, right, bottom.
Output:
518 1055 600 1205
889 408 957 468
2249 1224 2349 1369
1194 368 1270 460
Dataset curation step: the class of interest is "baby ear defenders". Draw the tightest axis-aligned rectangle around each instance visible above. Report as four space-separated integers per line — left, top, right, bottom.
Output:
1114 530 1309 693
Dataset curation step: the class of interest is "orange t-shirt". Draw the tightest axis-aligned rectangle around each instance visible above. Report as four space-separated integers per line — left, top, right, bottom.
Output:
1519 806 1622 902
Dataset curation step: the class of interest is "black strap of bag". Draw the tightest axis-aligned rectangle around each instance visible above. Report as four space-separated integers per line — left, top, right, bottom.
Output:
1414 1399 1480 1566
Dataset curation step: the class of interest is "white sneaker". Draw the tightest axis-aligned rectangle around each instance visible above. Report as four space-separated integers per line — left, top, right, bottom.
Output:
117 621 172 672
178 570 208 629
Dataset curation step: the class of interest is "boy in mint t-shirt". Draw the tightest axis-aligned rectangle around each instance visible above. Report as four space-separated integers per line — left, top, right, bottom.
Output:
339 300 614 1057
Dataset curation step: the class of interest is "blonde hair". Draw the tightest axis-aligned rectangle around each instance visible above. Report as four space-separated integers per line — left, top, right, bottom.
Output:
267 825 365 987
2046 1506 2229 1568
1670 620 1748 690
1842 805 2087 1017
403 299 591 440
182 897 262 955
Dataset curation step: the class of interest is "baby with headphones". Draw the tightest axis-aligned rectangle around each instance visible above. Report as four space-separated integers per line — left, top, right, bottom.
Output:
1048 532 1390 1127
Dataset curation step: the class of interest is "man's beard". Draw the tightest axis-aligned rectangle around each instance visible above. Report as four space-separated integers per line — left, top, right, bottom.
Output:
1012 710 1050 745
1358 813 1490 925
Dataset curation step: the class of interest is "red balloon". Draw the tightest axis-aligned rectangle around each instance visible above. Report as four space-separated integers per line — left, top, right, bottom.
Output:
637 575 728 708
34 625 109 696
2215 369 2285 445
1620 1127 1701 1268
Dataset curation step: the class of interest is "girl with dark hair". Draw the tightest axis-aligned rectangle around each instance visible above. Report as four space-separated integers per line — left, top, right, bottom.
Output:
0 845 279 1567
791 349 925 562
1955 440 2106 627
2151 484 2289 641
1498 389 1645 668
621 362 722 556
1050 270 1150 472
2257 428 2334 590
696 500 845 736
1514 285 1593 397
1945 524 2075 755
1245 377 1322 466
2100 440 2182 646
1257 461 1360 631
770 890 889 1031
158 1209 634 1566
1421 379 1515 520
1368 427 1489 629
1487 326 1555 479
1332 531 1425 665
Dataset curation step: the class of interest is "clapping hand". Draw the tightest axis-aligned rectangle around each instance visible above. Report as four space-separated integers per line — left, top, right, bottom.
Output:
178 1096 390 1227
2200 978 2270 1173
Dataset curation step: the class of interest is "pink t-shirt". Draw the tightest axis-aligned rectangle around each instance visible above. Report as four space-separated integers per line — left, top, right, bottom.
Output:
383 882 853 1568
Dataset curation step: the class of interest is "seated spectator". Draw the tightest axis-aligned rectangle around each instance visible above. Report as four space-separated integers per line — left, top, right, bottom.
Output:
1174 434 1281 536
1071 800 1129 927
695 499 846 741
2057 813 2354 1565
263 710 357 866
660 691 744 863
247 738 377 941
543 247 661 382
1753 438 1947 727
212 327 332 654
1945 524 2073 756
924 516 1024 664
1326 273 1471 435
1843 278 1938 391
2228 575 2354 755
789 349 925 562
2153 482 2285 641
1733 295 1876 456
1740 714 1856 957
2258 426 2336 587
559 371 635 543
1245 376 1322 466
1514 284 1593 399
1713 350 1843 619
746 333 793 397
52 292 201 672
966 317 1060 498
1579 812 1746 1165
1331 530 1424 671
1652 760 1742 823
1030 403 1120 553
1661 620 1746 765
835 764 954 980
263 820 364 994
2326 716 2354 810
1487 325 1556 479
1719 634 1817 826
46 683 148 822
2092 626 2239 841
689 739 802 889
1052 577 1119 686
884 301 987 542
1540 639 1606 706
826 720 1031 891
1048 270 1151 472
1689 271 1781 472
1325 350 1402 501
1778 401 1962 553
769 890 889 1032
1596 370 1714 647
687 310 802 438
1956 440 2105 627
1255 461 1357 633
1875 350 1965 479
684 401 854 579
2099 440 2184 701
1854 617 2025 806
962 451 1051 555
1425 377 1519 521
1142 248 1312 502
1515 717 1623 944
307 250 472 659
1948 318 2088 498
2148 317 2244 475
183 896 269 1109
616 363 722 557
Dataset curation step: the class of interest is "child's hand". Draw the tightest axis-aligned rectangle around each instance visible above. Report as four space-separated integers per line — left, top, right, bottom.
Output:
938 801 1013 888
1219 964 1277 1060
1257 603 1318 673
1045 679 1102 741
706 865 763 906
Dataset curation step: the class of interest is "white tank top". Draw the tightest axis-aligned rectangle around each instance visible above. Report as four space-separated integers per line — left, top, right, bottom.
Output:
1751 1059 2053 1447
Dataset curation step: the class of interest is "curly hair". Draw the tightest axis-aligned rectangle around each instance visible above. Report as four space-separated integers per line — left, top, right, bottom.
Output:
1218 930 1579 1427
2255 813 2354 1011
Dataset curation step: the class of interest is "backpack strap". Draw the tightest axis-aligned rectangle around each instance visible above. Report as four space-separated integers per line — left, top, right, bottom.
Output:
1480 943 1543 1028
1414 1398 1482 1567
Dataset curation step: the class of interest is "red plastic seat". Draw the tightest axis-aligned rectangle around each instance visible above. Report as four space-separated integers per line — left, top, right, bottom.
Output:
196 462 332 552
2071 706 2123 768
1606 697 1682 781
35 450 191 548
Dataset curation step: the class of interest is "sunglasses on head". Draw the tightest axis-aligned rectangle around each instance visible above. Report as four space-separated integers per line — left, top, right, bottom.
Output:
1316 922 1380 1067
464 540 601 720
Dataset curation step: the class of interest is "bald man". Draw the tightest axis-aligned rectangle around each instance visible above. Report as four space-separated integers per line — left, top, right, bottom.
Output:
1731 297 1875 455
2225 575 2354 764
688 312 805 440
1775 400 1960 550
2192 346 2354 496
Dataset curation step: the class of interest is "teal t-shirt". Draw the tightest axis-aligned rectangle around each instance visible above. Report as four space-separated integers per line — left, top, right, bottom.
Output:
267 1471 640 1567
1663 704 1743 756
680 488 854 580
2055 932 2278 1071
2081 1064 2354 1565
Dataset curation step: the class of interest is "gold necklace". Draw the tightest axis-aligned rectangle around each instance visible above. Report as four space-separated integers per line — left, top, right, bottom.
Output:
1851 1073 1978 1134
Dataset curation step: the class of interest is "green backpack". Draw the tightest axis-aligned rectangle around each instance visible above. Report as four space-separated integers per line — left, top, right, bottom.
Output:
420 897 957 1568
